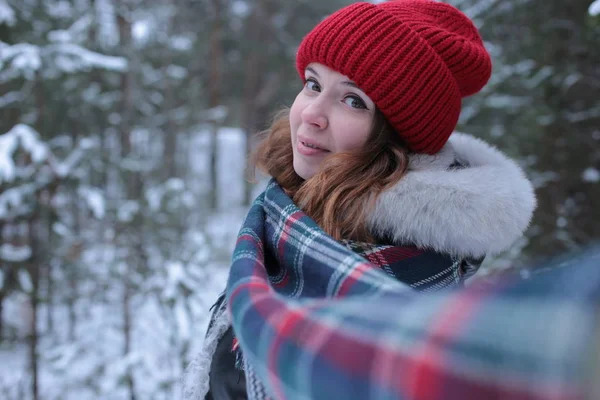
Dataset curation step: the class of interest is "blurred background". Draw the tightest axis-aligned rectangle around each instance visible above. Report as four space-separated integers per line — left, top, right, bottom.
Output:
0 0 599 399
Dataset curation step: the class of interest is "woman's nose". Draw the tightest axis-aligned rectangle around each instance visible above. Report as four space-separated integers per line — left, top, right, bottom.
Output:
301 101 328 130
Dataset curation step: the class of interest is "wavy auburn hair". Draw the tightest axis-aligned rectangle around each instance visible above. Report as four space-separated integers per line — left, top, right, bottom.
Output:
250 107 409 242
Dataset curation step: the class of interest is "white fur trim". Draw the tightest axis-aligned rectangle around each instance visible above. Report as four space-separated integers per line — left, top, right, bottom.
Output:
368 133 537 258
182 306 232 400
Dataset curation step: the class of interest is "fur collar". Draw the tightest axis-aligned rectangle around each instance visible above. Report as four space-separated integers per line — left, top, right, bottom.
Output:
368 133 537 258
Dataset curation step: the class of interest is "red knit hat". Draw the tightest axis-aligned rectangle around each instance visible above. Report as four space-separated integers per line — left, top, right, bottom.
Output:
296 0 492 154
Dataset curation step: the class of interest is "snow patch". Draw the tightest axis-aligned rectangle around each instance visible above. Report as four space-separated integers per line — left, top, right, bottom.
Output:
0 185 34 218
48 29 72 43
166 64 188 80
164 261 185 300
171 35 193 51
0 124 48 183
48 43 128 72
53 222 71 237
0 42 42 80
79 186 106 219
0 0 16 26
132 20 151 44
232 0 250 17
118 200 140 222
590 0 600 16
582 167 600 183
95 0 120 48
1 244 32 262
175 300 191 341
18 269 33 293
45 0 73 19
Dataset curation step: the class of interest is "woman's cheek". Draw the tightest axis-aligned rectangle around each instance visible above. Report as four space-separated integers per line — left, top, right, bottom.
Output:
336 121 372 151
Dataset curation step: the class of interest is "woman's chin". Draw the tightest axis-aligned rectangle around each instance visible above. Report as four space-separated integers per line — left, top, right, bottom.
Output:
293 160 317 181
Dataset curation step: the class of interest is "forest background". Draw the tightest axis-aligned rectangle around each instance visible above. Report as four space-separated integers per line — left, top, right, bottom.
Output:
1 0 599 399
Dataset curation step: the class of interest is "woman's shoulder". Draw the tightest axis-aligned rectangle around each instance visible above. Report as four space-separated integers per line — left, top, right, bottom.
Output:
367 133 536 260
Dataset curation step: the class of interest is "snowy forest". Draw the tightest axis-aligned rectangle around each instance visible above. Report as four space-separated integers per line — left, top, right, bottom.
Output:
1 0 599 399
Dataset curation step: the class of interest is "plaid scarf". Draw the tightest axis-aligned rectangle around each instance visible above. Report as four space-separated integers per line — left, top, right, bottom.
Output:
181 179 465 400
224 180 600 400
225 180 463 399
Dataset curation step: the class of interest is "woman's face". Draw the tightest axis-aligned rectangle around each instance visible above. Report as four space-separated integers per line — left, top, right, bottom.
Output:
289 63 376 180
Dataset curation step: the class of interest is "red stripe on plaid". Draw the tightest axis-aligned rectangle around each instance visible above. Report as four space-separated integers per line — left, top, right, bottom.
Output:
237 232 257 244
229 280 271 305
336 262 376 296
382 246 423 261
402 289 486 399
267 306 308 400
260 299 394 383
276 210 303 261
366 247 391 266
272 270 289 288
313 324 387 376
389 286 579 400
366 246 423 266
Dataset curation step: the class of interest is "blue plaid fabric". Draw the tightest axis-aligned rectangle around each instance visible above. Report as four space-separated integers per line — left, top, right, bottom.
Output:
226 179 600 399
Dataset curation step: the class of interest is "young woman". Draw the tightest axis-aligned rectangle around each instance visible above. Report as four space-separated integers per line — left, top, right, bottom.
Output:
183 1 536 399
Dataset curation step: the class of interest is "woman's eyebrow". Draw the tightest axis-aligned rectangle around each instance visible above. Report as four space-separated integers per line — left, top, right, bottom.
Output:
342 81 359 89
305 68 363 91
305 67 319 77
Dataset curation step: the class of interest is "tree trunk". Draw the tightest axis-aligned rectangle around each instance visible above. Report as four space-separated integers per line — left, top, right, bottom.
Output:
0 221 4 343
163 67 177 179
163 5 178 182
242 3 261 206
67 261 77 341
117 5 138 399
40 188 59 333
27 218 40 400
25 58 47 400
123 272 136 400
67 156 82 341
0 289 4 344
45 246 53 335
242 0 278 205
208 0 223 210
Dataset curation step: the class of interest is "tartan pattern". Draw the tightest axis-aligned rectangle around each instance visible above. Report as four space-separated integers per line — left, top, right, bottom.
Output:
341 240 428 278
226 180 600 399
339 240 463 292
232 231 461 375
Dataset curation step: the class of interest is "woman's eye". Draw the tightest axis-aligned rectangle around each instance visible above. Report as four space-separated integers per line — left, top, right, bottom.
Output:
344 95 368 110
305 79 321 92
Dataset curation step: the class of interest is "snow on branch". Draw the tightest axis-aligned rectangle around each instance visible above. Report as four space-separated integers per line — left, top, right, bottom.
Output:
0 41 42 80
590 0 600 16
54 136 98 178
0 124 49 184
78 186 106 219
0 124 99 220
46 43 128 72
0 40 128 82
0 243 32 263
0 0 15 26
0 183 36 220
95 0 120 48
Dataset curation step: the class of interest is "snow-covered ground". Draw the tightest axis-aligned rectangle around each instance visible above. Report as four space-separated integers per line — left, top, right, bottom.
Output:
0 265 229 400
0 127 262 399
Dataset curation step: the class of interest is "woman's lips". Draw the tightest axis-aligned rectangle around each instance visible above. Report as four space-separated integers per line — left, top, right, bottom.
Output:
298 140 329 156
